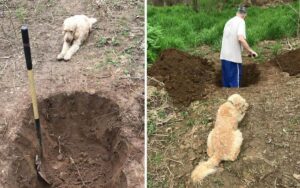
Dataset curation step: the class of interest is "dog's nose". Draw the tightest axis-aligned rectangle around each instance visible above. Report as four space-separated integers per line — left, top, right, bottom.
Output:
66 38 72 43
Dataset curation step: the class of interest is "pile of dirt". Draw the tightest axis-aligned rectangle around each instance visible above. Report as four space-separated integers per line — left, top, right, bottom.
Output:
148 49 215 106
269 48 300 76
9 92 129 188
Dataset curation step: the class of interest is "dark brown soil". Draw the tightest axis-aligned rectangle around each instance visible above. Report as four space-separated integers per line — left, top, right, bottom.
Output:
148 49 215 107
269 48 300 76
9 92 129 188
148 49 263 106
215 63 261 87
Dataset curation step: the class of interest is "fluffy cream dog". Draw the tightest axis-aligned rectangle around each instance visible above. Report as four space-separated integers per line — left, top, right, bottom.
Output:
57 15 97 61
191 94 249 183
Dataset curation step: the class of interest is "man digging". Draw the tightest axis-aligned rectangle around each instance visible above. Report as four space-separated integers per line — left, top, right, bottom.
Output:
220 5 258 88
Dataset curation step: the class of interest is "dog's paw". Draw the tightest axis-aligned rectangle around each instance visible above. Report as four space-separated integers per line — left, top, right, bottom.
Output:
191 173 203 185
63 55 71 61
57 54 64 61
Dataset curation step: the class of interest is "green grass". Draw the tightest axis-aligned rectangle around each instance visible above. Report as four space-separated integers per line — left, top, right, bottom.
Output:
289 116 300 125
96 37 107 48
15 7 27 23
180 111 189 118
157 109 167 119
271 41 282 56
148 2 299 64
112 37 120 46
147 119 156 136
186 119 195 127
150 152 163 165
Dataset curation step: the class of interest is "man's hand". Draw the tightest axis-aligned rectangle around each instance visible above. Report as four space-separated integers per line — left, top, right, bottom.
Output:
248 50 258 58
238 35 258 57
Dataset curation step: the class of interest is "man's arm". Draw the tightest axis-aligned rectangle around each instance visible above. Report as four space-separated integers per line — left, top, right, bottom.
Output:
238 35 258 57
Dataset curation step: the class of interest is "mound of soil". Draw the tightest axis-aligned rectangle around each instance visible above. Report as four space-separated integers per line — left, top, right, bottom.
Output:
215 63 261 87
269 48 300 76
148 49 215 106
9 92 128 188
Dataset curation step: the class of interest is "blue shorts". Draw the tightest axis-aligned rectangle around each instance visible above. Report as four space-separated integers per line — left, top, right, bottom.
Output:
221 59 242 88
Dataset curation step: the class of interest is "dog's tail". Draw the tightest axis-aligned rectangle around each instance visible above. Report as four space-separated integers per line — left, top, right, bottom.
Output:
191 154 221 183
88 17 97 25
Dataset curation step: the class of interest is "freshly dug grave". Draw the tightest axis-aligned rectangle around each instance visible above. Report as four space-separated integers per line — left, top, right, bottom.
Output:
215 63 261 87
269 48 300 76
148 49 215 107
9 92 129 188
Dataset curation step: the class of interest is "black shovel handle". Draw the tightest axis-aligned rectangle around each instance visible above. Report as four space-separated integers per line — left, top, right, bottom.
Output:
21 25 43 158
21 25 33 70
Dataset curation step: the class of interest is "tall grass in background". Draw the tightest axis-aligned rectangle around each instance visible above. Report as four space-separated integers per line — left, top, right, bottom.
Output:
147 1 298 64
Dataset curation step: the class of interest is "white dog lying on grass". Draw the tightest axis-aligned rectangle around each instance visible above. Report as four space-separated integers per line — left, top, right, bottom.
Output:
57 15 97 61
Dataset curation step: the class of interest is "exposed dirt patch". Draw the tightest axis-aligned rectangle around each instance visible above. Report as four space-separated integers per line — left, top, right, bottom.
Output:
269 48 300 76
0 0 144 187
9 92 131 188
215 63 261 87
148 49 215 107
148 78 300 188
148 46 300 188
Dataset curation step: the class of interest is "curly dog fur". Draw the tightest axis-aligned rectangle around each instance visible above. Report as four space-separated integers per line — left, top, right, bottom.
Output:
191 94 249 183
57 15 97 61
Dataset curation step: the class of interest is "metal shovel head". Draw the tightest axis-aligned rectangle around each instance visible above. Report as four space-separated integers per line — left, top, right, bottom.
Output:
35 154 51 185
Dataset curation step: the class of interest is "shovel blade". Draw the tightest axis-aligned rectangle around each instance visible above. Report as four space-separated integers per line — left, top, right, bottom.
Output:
35 155 51 185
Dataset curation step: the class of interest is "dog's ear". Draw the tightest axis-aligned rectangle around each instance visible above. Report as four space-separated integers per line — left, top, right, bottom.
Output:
242 102 249 111
73 23 81 39
235 102 242 111
237 100 249 114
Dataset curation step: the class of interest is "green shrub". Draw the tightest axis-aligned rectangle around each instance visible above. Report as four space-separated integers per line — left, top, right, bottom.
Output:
147 24 163 64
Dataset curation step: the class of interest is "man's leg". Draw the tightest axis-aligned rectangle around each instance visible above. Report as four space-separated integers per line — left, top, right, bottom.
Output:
228 62 240 88
230 63 242 88
221 60 231 87
238 63 242 87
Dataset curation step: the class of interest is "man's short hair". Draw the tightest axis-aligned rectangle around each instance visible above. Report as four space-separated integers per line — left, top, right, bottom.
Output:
237 5 247 14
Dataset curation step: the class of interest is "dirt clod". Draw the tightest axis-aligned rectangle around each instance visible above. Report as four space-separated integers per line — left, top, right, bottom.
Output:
56 154 64 161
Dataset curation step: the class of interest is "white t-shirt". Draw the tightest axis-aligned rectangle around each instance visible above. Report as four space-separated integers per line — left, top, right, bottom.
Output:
220 16 246 63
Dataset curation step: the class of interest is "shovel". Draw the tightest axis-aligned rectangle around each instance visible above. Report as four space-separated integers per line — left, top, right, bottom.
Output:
21 26 50 185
